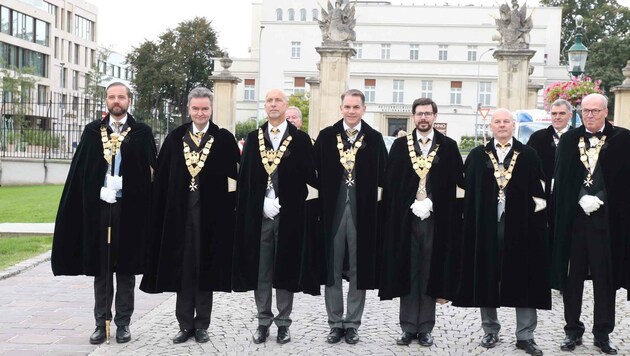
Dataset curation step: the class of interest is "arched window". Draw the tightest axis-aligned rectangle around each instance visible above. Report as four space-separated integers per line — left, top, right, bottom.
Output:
276 8 283 21
288 8 295 21
300 8 307 21
312 9 319 20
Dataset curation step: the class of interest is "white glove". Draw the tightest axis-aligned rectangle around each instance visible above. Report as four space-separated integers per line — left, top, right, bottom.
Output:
263 197 281 219
410 198 433 220
100 187 117 204
578 195 604 215
106 175 123 191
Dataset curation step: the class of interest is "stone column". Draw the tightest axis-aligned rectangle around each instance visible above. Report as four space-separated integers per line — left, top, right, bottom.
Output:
528 83 543 109
612 60 630 129
210 57 241 134
306 76 321 138
315 46 356 130
493 49 536 110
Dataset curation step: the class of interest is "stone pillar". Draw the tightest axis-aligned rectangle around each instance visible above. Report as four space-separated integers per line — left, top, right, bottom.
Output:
306 76 321 138
528 83 543 109
209 57 241 134
612 60 630 129
315 46 356 130
493 49 536 110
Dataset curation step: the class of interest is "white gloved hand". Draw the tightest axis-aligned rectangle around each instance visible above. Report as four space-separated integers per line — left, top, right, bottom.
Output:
410 199 423 217
106 175 123 191
578 195 604 215
100 187 117 204
263 197 281 219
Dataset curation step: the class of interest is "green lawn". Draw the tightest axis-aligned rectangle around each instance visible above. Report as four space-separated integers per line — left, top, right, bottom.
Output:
0 236 52 271
0 185 63 223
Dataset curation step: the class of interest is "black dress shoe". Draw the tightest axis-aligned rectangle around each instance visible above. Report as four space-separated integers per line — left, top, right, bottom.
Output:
252 325 270 344
516 339 543 356
327 327 345 344
277 326 291 344
480 333 499 348
115 325 131 343
418 332 434 347
89 326 106 344
345 328 359 344
594 339 618 355
396 331 417 345
195 329 210 343
560 335 582 351
173 329 193 344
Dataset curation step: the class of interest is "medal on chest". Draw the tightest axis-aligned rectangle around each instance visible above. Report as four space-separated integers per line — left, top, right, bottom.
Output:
183 135 214 192
336 134 364 187
578 136 606 187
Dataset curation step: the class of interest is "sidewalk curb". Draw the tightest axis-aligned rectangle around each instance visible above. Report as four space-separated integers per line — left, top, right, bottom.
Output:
0 250 51 280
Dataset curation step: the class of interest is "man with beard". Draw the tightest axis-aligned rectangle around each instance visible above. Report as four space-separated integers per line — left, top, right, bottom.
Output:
52 82 156 344
140 87 239 344
232 89 318 345
552 94 630 355
455 108 549 356
314 89 387 345
380 98 464 347
527 99 573 243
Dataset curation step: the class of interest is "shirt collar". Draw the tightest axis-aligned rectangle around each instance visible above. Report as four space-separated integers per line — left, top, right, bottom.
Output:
416 128 434 143
109 115 127 128
342 121 362 133
495 137 513 148
268 119 288 135
192 122 209 135
556 125 570 135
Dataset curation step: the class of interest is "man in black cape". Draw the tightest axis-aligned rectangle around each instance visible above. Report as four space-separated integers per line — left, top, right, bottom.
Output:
140 87 239 344
232 89 318 345
526 98 573 244
454 108 549 356
552 93 630 355
314 89 387 345
52 82 156 344
379 98 464 347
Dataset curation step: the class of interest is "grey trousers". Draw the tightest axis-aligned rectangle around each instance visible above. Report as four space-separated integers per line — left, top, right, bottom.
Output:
480 307 538 340
254 217 294 327
400 216 435 334
325 204 366 329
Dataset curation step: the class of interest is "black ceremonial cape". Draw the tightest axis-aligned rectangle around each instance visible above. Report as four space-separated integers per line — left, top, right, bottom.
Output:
454 139 550 309
140 122 239 293
232 121 320 295
379 130 464 300
52 114 156 276
314 119 387 290
551 121 630 298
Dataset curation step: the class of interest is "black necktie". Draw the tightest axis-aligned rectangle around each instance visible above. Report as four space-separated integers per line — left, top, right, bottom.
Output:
585 131 603 139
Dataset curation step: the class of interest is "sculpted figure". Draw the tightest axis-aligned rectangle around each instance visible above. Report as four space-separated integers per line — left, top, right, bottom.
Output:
319 0 356 44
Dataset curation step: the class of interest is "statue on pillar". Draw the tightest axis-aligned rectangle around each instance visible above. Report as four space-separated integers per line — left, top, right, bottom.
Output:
493 0 533 50
318 0 356 44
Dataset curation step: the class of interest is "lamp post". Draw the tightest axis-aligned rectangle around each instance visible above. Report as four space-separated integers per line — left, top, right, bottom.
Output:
256 25 265 128
474 48 494 146
567 15 588 127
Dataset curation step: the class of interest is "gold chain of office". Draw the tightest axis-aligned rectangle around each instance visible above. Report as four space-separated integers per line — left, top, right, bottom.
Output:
183 136 215 191
100 125 131 165
486 150 519 203
258 128 292 190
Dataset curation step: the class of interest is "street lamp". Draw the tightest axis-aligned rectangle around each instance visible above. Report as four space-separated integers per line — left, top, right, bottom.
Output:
474 48 494 146
567 15 588 126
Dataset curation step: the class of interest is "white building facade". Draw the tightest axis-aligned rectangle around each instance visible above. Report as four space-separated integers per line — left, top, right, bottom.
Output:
227 0 568 143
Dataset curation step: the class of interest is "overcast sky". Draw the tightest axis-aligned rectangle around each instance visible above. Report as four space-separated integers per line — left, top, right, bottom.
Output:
89 0 630 59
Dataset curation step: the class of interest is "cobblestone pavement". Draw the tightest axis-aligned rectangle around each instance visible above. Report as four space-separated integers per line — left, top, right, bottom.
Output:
1 253 629 355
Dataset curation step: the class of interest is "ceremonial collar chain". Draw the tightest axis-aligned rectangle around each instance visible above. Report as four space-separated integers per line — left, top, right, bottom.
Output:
183 136 214 191
578 135 606 187
336 133 364 187
407 133 439 180
486 150 520 203
100 124 131 165
259 128 292 190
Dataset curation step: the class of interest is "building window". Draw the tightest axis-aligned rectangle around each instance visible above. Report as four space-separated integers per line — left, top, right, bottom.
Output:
84 98 90 117
421 80 433 99
47 3 58 28
293 77 305 94
439 45 448 61
276 8 283 21
67 41 72 62
35 19 48 46
66 11 71 33
312 9 319 20
1 7 9 34
72 70 78 90
300 8 307 21
60 67 66 89
353 43 362 59
37 85 47 104
468 45 477 61
393 80 404 104
409 44 419 61
364 79 376 103
381 44 391 60
479 81 492 106
72 95 78 111
291 41 301 59
244 79 255 101
450 81 462 105
74 15 94 41
74 44 79 64
288 9 295 21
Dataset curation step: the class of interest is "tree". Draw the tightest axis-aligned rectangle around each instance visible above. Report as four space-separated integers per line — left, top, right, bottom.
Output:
84 48 112 120
288 92 310 132
127 17 224 132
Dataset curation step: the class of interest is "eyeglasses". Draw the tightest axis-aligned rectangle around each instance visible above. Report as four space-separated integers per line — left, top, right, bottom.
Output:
414 112 434 118
582 109 603 116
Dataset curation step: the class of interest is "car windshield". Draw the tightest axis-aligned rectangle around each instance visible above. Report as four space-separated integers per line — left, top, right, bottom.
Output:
517 122 550 143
